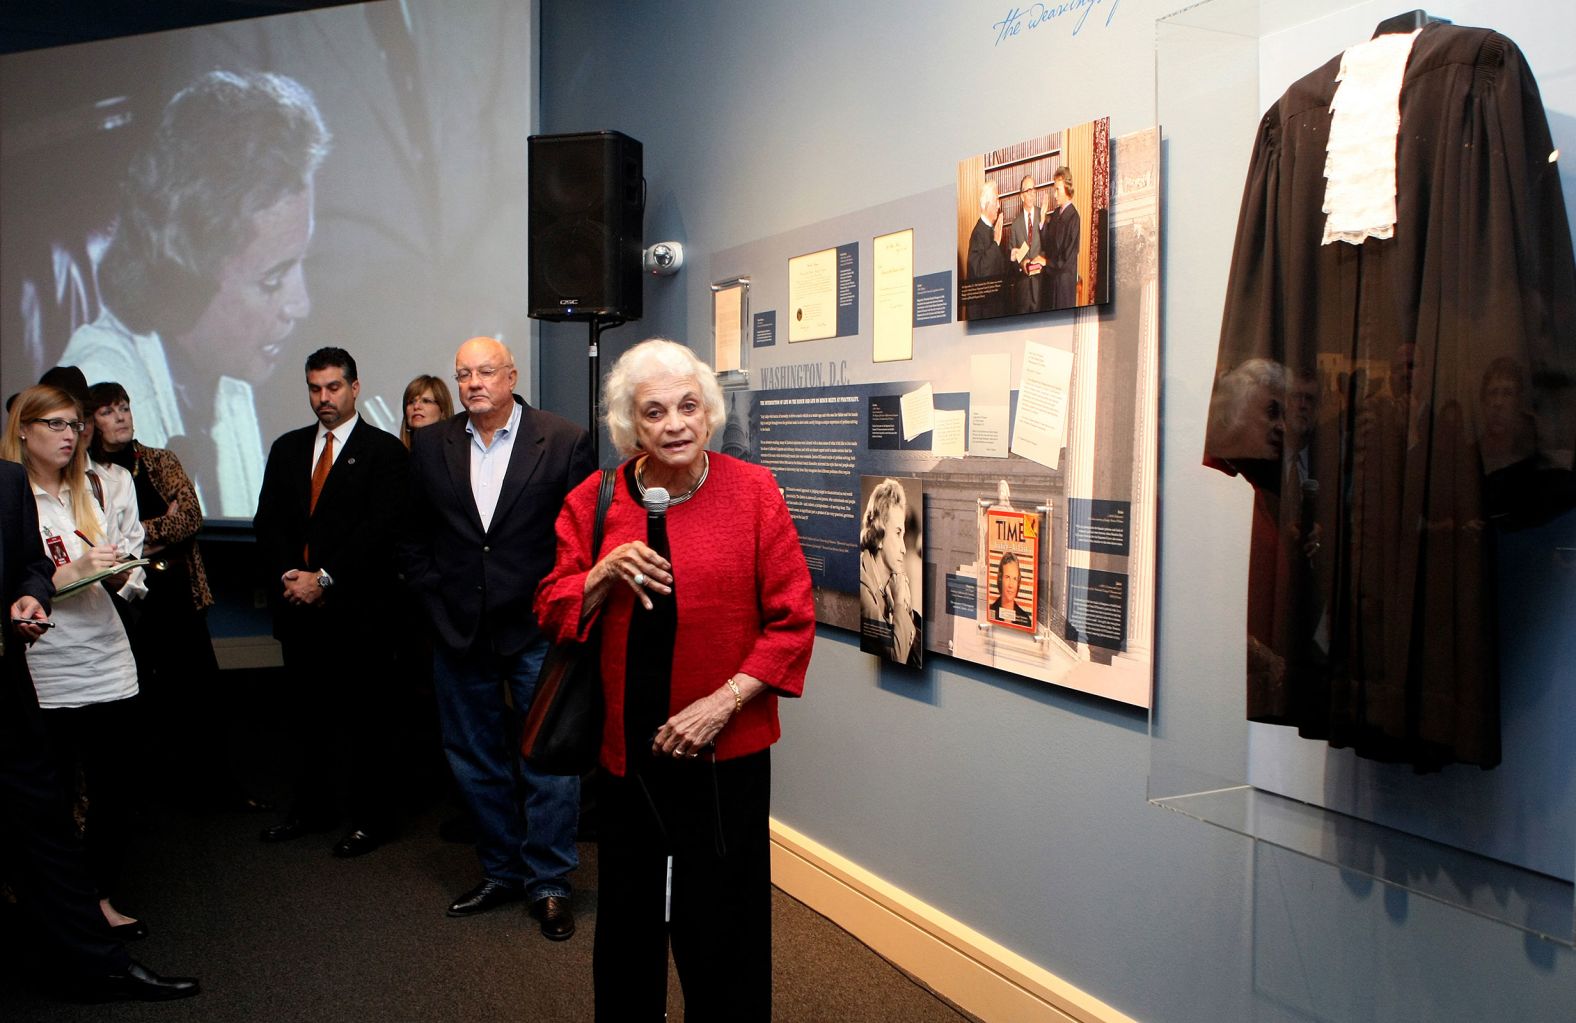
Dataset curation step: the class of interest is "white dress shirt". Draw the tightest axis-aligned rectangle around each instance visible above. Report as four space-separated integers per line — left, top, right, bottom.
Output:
27 482 139 709
87 459 147 601
312 413 360 474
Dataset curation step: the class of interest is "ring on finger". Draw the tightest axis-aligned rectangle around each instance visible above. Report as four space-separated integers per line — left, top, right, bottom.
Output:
633 571 646 587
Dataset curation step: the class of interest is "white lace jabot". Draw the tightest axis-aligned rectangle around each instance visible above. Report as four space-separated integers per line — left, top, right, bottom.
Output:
1321 29 1422 246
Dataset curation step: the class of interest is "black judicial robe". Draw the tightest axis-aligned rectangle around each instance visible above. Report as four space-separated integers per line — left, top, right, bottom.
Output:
1203 24 1576 770
1043 202 1081 310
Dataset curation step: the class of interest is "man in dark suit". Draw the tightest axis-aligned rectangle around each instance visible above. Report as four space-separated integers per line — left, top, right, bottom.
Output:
253 347 408 857
0 460 198 1000
1010 174 1044 314
401 336 594 940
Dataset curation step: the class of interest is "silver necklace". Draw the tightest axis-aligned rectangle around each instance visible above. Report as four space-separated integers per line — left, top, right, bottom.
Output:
636 451 709 506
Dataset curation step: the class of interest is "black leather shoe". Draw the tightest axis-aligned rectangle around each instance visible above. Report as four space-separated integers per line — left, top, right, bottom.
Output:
259 817 333 843
332 828 384 858
530 895 576 941
109 919 149 940
89 960 200 1001
447 878 522 917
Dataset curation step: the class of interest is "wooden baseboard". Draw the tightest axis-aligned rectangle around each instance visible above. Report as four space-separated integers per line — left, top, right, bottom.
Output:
769 820 1138 1023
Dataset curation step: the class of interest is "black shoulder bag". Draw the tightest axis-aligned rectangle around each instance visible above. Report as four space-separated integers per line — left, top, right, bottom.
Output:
520 469 616 775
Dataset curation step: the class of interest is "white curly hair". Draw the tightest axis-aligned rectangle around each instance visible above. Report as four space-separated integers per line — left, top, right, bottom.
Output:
603 338 726 457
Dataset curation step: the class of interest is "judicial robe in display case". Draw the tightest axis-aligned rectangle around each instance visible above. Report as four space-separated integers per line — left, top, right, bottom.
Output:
1203 23 1576 770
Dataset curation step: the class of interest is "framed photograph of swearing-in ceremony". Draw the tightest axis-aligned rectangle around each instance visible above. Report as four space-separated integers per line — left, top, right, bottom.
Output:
956 117 1111 322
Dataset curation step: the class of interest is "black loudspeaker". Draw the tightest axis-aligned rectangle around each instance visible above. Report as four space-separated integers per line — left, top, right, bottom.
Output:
528 131 645 322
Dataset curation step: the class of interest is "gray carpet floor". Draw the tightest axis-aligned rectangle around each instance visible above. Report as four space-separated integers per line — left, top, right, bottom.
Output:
1 789 975 1022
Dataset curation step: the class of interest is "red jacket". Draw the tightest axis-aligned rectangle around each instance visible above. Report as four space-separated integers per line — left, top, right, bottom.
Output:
534 453 815 776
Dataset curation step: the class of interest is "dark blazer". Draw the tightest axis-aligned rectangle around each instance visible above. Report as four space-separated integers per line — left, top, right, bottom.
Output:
0 461 54 631
989 599 1034 629
253 417 409 640
1010 205 1042 262
1011 204 1043 314
1 459 55 703
402 396 594 657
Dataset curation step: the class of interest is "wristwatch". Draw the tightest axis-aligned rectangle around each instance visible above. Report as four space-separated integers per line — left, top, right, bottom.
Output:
316 569 334 589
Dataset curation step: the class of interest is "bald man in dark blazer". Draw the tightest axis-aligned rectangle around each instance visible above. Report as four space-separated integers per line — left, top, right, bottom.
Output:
401 336 594 939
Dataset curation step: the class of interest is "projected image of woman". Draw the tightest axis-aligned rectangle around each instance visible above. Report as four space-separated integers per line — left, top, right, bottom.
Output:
60 70 330 519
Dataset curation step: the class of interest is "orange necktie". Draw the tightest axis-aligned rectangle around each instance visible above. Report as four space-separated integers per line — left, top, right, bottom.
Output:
304 431 334 562
309 431 335 514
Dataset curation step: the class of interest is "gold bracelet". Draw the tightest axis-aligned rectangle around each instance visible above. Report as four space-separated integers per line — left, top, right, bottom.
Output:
724 677 743 715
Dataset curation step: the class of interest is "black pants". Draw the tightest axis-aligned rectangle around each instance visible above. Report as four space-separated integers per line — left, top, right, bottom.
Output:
594 749 772 1023
279 632 395 830
41 695 141 902
125 583 239 805
0 657 128 977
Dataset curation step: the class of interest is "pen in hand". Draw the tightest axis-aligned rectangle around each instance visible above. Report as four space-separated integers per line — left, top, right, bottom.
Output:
72 529 131 565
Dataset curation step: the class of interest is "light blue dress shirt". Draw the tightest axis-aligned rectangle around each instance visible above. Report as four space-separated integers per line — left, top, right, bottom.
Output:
466 398 522 532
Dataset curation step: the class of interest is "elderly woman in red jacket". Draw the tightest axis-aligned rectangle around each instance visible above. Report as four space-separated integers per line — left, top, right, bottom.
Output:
535 337 813 1022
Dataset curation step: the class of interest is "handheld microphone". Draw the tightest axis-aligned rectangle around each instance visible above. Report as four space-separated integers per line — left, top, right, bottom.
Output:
642 487 672 610
643 486 671 561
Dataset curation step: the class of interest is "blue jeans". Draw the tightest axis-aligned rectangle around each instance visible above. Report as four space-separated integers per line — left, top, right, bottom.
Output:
432 637 578 900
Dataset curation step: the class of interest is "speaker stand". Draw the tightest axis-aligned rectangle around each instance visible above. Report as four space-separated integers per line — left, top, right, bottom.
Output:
587 316 626 465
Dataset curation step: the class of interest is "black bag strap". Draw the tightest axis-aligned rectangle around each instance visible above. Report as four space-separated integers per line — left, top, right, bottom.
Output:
591 468 616 558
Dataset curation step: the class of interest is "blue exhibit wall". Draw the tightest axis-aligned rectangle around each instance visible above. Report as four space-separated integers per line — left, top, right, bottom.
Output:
538 2 1576 1021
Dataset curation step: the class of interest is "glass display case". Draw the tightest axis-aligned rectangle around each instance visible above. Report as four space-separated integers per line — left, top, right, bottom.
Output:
1150 0 1576 944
